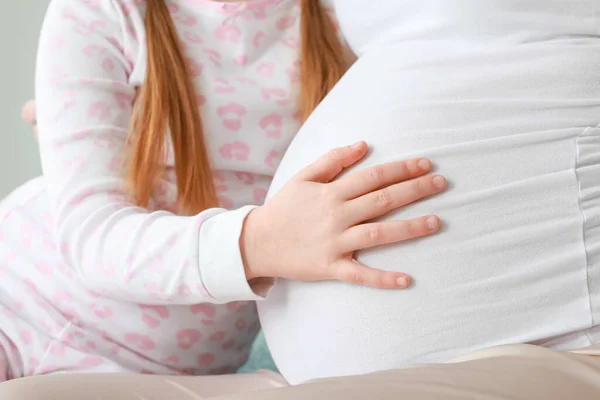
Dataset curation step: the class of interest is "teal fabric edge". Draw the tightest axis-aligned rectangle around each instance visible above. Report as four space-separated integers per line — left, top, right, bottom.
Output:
237 330 278 373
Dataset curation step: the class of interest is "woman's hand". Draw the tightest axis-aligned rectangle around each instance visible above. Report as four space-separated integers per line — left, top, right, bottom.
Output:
241 141 447 289
22 100 37 139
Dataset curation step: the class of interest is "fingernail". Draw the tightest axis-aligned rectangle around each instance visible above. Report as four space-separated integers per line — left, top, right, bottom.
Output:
351 141 365 149
433 176 446 189
397 276 410 288
427 216 440 231
418 159 431 170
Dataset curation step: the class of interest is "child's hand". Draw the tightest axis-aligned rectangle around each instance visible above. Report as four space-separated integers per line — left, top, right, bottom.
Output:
241 141 447 289
21 100 37 139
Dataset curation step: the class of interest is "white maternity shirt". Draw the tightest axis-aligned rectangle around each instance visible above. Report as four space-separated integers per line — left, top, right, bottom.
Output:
259 0 600 384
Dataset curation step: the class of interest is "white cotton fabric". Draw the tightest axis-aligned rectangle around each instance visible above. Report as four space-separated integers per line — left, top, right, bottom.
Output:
259 0 600 384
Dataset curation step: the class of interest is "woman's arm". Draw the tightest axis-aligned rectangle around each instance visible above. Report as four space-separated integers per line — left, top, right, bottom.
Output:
36 0 261 305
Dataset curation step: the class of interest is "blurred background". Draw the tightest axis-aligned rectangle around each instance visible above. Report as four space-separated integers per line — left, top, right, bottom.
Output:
0 1 49 197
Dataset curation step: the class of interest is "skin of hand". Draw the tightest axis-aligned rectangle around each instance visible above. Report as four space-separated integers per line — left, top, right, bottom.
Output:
241 141 447 289
22 100 37 139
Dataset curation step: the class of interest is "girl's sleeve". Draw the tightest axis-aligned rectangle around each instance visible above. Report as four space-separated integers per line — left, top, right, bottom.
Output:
36 0 267 305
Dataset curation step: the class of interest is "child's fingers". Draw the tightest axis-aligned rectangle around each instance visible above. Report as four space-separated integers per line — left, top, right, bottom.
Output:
22 100 37 125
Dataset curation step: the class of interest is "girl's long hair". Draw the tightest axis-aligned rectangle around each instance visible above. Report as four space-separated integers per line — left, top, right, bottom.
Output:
127 0 347 215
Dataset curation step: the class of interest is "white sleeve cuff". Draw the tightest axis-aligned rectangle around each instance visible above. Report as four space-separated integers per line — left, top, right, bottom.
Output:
198 206 271 303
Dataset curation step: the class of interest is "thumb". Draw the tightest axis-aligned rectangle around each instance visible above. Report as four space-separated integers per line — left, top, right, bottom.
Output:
295 141 368 183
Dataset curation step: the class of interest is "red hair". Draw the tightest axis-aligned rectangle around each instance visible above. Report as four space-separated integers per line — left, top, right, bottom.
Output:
127 0 347 215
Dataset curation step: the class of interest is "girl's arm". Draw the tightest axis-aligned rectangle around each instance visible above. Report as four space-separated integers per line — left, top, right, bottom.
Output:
37 0 446 303
36 0 262 305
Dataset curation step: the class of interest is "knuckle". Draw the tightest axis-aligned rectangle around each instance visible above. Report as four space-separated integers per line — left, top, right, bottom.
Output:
329 147 347 161
365 225 382 243
321 185 343 207
372 274 387 288
349 270 365 284
316 154 331 168
410 179 425 196
368 166 385 184
323 209 339 229
403 159 416 171
319 184 334 199
374 188 393 208
421 177 435 191
398 160 411 176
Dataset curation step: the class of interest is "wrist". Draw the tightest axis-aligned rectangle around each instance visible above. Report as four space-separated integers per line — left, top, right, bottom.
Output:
240 207 266 281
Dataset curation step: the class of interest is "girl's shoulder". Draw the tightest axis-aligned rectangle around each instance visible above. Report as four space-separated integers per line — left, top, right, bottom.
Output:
45 0 146 29
43 0 148 55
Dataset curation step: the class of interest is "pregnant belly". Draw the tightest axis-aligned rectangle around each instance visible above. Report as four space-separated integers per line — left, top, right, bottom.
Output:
258 42 600 384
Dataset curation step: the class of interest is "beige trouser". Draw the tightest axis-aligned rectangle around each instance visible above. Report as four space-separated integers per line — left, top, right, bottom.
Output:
2 344 600 400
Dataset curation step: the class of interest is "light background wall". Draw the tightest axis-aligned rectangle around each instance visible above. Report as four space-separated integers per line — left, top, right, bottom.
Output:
0 1 50 197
